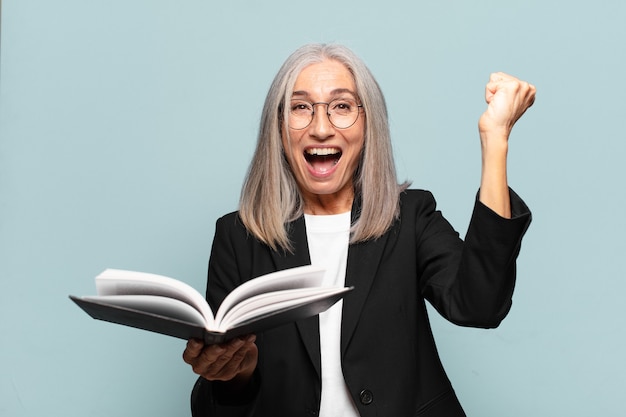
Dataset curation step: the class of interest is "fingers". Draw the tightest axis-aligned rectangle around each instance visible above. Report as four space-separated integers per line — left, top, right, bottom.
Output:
183 338 205 360
183 337 250 380
480 72 536 136
182 335 258 382
485 72 536 105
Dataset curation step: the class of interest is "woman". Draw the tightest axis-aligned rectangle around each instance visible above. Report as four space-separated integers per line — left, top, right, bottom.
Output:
183 43 535 416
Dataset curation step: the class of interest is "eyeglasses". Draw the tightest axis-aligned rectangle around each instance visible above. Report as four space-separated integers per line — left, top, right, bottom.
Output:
288 97 363 130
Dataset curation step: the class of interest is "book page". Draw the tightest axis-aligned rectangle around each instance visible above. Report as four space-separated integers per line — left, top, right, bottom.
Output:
216 286 350 332
216 265 326 322
83 295 207 326
95 269 215 327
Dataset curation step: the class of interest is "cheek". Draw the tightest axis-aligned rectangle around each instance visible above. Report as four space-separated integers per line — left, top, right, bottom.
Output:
280 131 294 158
348 119 366 146
347 131 365 156
348 137 365 170
281 135 302 172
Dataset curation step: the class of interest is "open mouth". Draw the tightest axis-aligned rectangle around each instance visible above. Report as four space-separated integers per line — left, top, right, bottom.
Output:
304 147 342 173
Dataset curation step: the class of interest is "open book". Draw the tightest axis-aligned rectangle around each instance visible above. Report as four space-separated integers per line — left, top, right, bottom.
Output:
70 265 352 344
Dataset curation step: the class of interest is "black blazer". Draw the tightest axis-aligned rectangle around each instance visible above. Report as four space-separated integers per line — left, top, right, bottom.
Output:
192 189 531 417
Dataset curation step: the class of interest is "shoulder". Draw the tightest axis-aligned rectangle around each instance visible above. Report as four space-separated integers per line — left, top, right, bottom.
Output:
213 211 249 242
399 189 438 214
389 189 445 236
215 210 243 227
400 188 434 201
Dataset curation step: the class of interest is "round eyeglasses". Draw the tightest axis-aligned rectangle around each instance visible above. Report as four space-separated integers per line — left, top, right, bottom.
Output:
288 98 363 130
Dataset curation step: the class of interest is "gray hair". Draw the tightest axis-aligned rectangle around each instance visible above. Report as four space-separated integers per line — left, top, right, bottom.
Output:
239 43 408 252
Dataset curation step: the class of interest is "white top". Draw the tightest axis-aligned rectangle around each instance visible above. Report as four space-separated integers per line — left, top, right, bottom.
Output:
304 212 359 417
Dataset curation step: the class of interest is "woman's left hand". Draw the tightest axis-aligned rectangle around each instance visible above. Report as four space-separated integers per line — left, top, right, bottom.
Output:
478 72 536 141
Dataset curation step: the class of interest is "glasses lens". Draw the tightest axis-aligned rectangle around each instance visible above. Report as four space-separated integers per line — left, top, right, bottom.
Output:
289 100 313 130
328 98 359 129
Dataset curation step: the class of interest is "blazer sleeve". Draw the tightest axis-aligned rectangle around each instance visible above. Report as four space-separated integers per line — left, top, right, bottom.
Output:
417 188 531 328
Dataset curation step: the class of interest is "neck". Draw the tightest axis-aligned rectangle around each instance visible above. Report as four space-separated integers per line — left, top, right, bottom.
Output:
302 192 354 215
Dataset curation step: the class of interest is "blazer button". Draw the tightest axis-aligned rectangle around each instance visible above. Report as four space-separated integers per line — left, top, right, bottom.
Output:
359 389 373 405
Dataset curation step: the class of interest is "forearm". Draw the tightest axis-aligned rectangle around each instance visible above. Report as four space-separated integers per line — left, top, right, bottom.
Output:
479 132 511 218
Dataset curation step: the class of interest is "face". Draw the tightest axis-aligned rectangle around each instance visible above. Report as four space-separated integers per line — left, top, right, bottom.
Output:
282 60 365 214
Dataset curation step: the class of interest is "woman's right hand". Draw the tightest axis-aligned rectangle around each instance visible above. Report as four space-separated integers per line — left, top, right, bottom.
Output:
183 335 258 387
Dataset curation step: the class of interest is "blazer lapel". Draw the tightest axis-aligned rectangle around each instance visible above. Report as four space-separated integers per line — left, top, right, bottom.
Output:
341 218 394 356
268 211 394 375
269 216 322 378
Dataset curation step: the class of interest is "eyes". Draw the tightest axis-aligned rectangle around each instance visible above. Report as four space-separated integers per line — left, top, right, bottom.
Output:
290 98 359 116
287 96 363 130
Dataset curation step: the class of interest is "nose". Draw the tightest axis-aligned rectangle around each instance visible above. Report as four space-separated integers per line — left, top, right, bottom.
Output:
309 104 334 139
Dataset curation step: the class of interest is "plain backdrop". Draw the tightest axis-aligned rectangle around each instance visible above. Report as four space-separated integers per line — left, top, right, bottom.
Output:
1 1 625 416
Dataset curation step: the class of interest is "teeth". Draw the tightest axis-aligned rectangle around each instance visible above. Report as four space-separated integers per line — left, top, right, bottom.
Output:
305 148 340 156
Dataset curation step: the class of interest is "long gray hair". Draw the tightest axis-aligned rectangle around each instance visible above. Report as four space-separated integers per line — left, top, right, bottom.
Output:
239 43 408 252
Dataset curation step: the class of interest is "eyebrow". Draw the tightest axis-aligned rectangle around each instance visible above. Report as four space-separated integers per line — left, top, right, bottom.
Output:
291 88 357 99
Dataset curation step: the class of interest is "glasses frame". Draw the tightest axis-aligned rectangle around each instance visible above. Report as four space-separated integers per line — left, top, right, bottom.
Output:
287 99 364 130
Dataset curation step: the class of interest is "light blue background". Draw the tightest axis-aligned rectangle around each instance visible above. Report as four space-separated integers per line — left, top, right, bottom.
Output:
1 1 625 416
